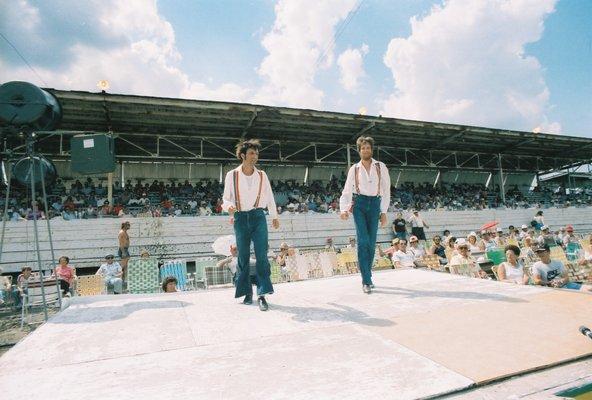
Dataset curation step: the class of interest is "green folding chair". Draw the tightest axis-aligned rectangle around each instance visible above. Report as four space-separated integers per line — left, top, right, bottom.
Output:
127 258 159 294
486 249 506 266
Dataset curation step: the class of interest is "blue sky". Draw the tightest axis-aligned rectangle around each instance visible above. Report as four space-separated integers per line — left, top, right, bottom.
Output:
1 0 590 137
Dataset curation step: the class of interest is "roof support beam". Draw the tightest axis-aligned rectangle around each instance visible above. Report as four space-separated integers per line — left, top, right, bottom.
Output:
350 121 375 141
116 136 155 157
241 110 258 139
160 136 200 158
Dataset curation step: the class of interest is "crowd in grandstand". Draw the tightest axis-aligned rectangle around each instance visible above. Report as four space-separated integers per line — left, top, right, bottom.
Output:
1 176 591 221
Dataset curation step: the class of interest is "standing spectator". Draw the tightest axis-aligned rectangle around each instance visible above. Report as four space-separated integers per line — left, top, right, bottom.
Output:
392 212 407 240
96 254 123 294
532 210 544 230
118 221 131 279
409 210 429 240
54 256 76 296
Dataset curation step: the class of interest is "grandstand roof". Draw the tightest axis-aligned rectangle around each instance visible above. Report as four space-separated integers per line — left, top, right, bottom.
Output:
4 89 592 173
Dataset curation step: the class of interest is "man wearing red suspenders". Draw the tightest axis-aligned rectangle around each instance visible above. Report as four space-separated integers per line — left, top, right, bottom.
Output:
339 136 391 294
222 139 280 311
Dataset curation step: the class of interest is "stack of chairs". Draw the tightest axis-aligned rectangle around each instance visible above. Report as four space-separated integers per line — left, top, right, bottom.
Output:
193 257 215 289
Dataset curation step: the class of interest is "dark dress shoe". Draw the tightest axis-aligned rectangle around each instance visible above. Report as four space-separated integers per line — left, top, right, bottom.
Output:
258 296 269 311
243 294 253 304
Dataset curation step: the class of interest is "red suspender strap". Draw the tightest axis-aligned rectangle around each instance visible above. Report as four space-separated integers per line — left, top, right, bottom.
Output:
253 171 263 208
354 166 360 194
375 163 381 196
233 170 241 212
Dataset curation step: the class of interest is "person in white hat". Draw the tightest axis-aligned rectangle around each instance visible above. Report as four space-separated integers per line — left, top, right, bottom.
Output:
449 239 488 278
494 227 506 247
408 235 426 259
467 232 481 253
536 225 555 247
519 224 530 240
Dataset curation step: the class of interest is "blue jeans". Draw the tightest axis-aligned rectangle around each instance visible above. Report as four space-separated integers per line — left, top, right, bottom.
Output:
234 208 274 298
352 194 381 285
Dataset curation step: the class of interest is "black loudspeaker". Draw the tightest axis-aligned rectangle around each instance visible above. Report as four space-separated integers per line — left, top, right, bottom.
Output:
70 133 116 174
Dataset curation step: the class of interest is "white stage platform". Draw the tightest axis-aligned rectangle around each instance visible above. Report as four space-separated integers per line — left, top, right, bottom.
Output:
0 269 590 399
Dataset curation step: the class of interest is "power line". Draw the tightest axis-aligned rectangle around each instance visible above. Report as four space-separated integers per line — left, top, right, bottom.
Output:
0 31 48 86
314 0 364 70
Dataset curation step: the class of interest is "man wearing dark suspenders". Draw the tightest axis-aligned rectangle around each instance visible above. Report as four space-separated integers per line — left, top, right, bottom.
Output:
339 136 391 294
222 139 280 311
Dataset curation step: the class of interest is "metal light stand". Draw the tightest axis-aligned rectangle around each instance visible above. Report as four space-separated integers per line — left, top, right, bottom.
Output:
0 131 61 322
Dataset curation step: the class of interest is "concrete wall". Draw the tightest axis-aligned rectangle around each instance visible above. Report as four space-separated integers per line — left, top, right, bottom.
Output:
1 207 591 273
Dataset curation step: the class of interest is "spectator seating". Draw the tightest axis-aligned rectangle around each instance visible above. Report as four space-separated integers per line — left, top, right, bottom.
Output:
21 279 61 328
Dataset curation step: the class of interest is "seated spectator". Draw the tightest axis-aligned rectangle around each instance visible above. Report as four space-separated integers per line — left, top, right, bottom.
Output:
429 235 447 262
519 224 530 240
577 235 592 265
408 236 425 259
379 238 399 259
140 249 151 259
218 244 239 276
497 245 529 284
345 237 356 249
96 254 123 294
467 232 480 253
478 231 497 251
562 225 578 246
449 239 488 278
532 244 591 292
446 236 458 257
494 228 507 247
162 276 179 293
16 266 33 305
325 237 336 252
521 236 538 262
54 256 76 296
537 226 556 247
392 239 415 268
276 242 290 273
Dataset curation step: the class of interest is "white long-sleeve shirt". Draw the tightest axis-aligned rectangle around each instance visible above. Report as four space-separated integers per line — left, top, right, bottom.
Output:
339 159 391 213
222 166 278 219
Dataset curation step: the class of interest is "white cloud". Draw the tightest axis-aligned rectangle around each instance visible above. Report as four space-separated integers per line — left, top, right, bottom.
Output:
0 0 250 103
380 0 561 134
252 0 357 109
337 43 369 93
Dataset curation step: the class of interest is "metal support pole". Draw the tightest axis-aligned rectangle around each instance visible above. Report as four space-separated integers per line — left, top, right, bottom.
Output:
346 144 351 168
0 161 12 265
120 161 125 188
107 172 113 205
28 146 49 321
498 153 506 204
39 159 61 309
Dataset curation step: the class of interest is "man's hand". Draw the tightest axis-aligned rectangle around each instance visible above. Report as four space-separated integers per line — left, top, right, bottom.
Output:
272 218 280 229
380 213 387 227
228 206 235 225
340 212 349 220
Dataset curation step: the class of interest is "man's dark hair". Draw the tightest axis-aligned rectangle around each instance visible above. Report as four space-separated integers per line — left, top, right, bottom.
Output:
504 244 521 257
356 136 374 152
235 139 261 160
